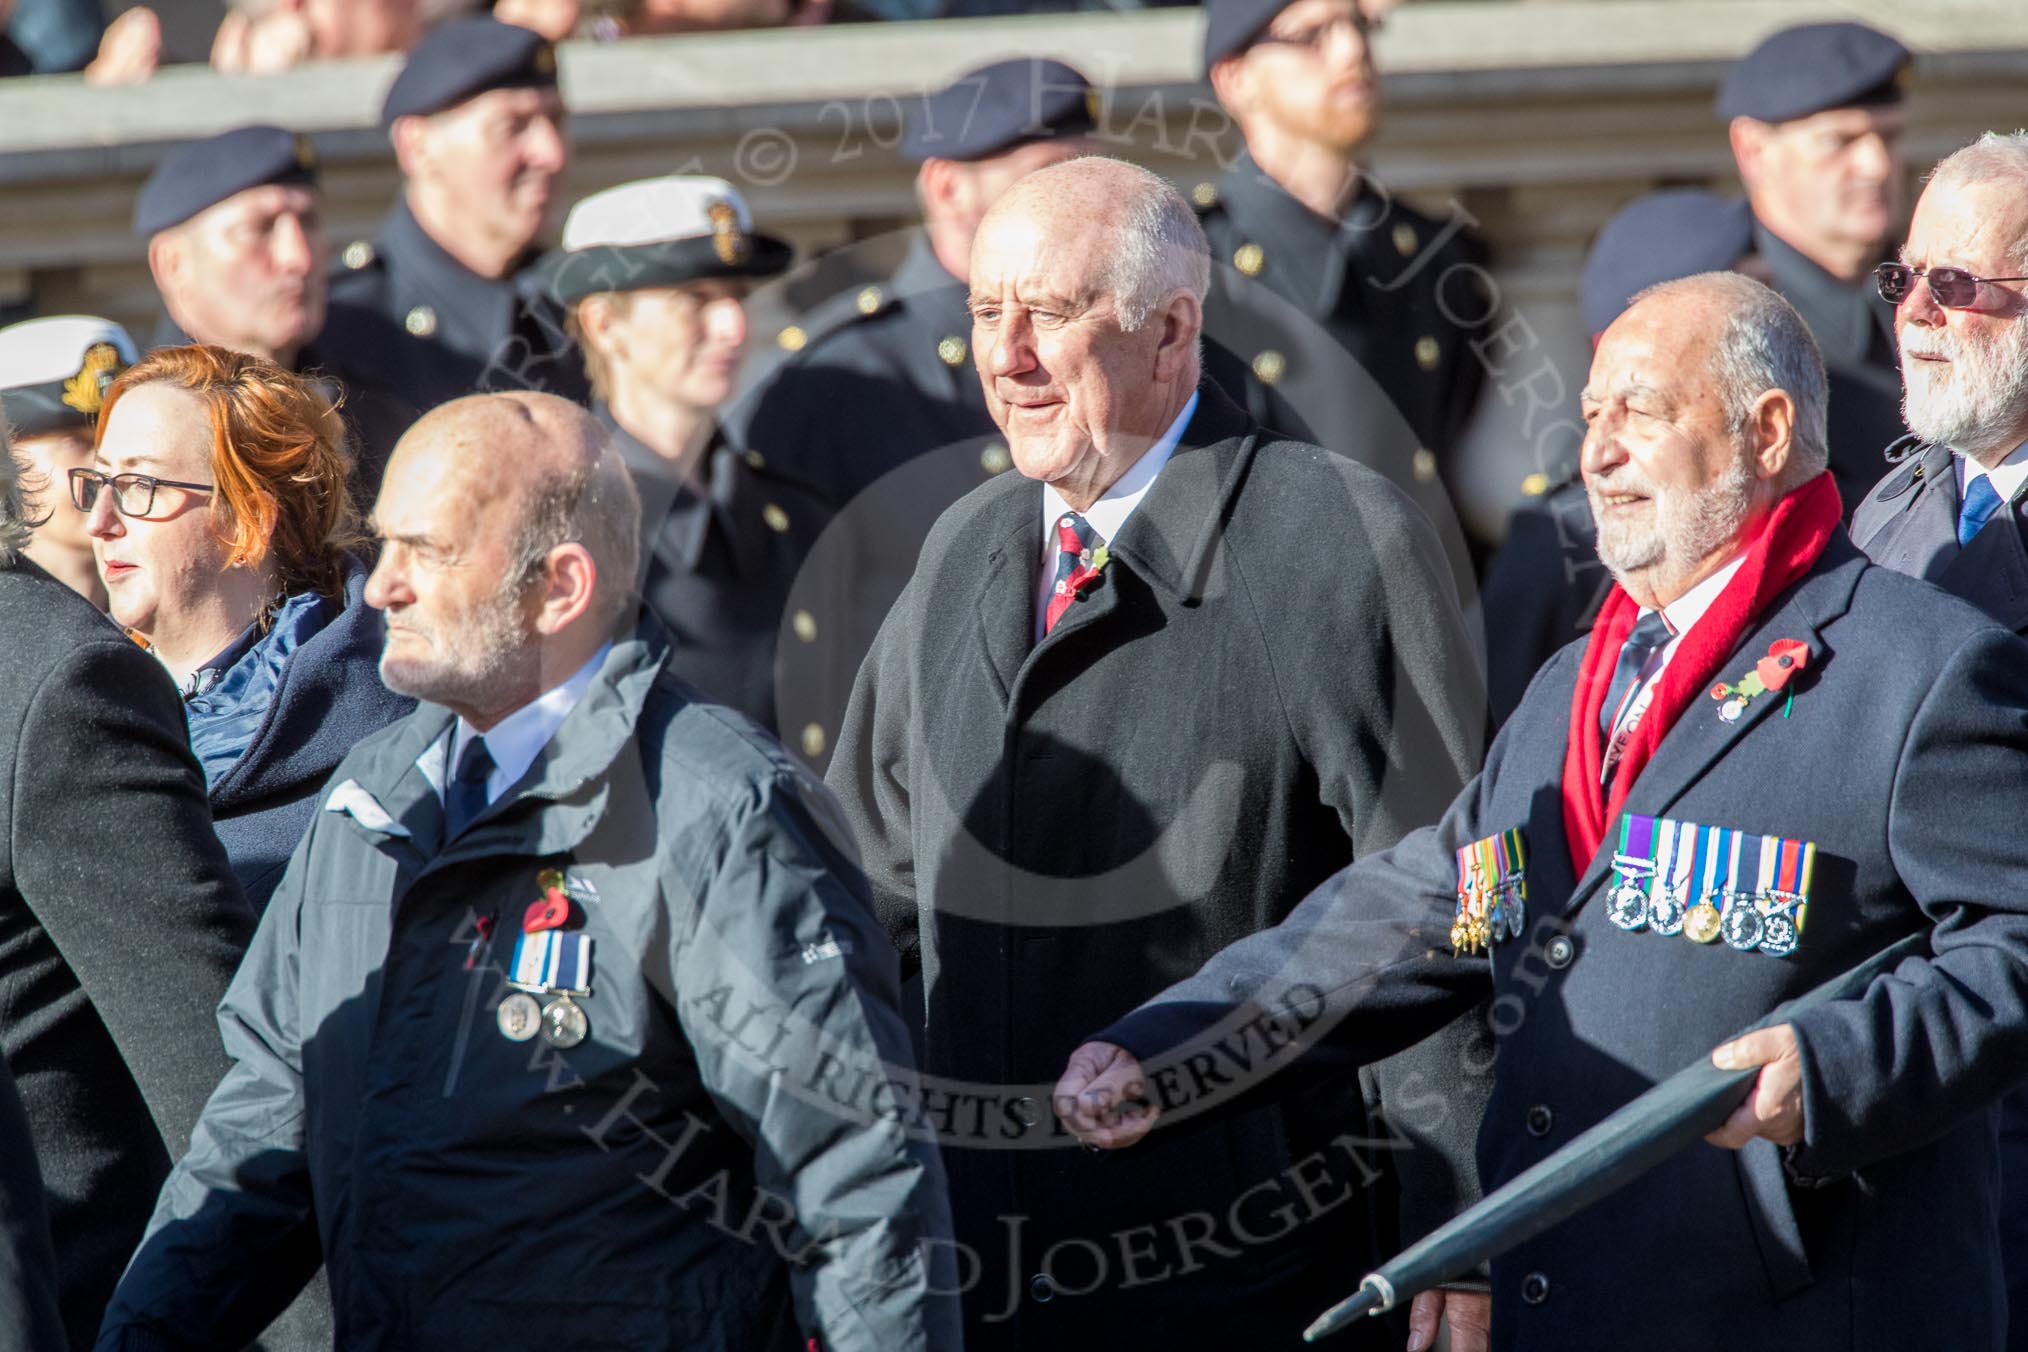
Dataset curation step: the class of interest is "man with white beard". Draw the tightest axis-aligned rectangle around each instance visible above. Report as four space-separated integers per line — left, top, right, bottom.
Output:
1850 130 2028 1352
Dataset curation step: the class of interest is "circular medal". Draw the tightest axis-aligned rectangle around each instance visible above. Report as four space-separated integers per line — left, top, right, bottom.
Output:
1723 902 1765 951
1607 881 1650 931
1648 889 1687 936
1758 913 1799 956
496 992 541 1043
1719 699 1746 724
540 996 590 1049
1683 901 1723 944
1505 895 1526 941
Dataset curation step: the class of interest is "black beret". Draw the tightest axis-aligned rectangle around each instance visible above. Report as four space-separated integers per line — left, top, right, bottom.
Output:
1580 190 1756 337
0 316 138 438
380 16 559 125
536 176 791 305
1717 22 1910 124
1202 0 1294 74
900 58 1095 164
132 124 317 237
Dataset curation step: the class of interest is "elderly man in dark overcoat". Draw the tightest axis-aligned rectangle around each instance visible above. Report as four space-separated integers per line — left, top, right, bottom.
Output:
828 156 1494 1352
1062 270 2028 1352
1849 132 2028 1350
0 405 254 1346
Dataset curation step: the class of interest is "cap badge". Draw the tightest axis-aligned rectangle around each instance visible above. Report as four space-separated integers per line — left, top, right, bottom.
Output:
62 342 123 416
294 134 317 172
532 43 557 77
707 197 751 265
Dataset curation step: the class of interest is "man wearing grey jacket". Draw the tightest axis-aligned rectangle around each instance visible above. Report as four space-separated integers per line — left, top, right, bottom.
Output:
96 392 959 1351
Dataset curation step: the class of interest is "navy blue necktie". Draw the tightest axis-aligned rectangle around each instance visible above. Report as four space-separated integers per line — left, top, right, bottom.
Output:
445 735 495 839
1959 474 2004 547
1600 610 1672 743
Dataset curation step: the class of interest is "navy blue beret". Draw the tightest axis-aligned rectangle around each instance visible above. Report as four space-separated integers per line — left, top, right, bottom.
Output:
132 125 317 237
1202 0 1295 74
900 58 1094 163
1717 22 1909 124
1580 190 1756 337
380 16 559 125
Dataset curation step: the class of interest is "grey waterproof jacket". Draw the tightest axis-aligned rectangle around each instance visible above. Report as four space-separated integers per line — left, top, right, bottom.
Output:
96 624 961 1352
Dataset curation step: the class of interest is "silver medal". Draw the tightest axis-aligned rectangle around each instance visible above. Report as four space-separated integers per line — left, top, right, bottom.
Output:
1719 699 1746 723
496 992 541 1042
1721 900 1765 951
1607 880 1651 931
1505 894 1526 941
1758 912 1799 956
1648 888 1687 936
540 995 590 1048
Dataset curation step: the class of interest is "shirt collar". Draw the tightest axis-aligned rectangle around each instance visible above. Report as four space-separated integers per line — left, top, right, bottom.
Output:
1040 389 1199 548
443 641 611 804
1652 551 1748 641
1955 438 2028 506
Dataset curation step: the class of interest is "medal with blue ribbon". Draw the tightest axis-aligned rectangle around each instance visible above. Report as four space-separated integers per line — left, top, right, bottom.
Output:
1649 819 1690 936
1452 828 1529 955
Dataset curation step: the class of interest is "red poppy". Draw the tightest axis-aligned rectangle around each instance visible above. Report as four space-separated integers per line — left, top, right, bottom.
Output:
1755 638 1810 692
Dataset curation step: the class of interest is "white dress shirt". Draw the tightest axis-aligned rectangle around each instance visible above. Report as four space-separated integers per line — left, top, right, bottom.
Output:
1033 389 1199 640
1955 437 2028 508
424 642 611 808
1606 553 1748 749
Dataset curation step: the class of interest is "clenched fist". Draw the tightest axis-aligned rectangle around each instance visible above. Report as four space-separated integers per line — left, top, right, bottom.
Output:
1053 1041 1160 1148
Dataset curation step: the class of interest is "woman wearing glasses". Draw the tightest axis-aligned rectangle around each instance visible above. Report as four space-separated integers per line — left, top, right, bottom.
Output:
81 344 412 909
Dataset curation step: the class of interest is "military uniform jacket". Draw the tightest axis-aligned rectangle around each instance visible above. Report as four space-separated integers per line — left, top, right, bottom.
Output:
729 229 998 510
324 198 588 411
1756 224 1907 513
1195 155 1489 536
1851 439 2028 634
1105 533 2028 1352
827 382 1493 1352
602 408 832 743
97 626 960 1352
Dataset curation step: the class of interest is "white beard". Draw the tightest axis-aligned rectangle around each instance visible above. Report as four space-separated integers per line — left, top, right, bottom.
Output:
1901 316 2028 458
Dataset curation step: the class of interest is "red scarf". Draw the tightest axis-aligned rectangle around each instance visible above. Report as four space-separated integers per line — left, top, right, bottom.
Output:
1561 472 1843 871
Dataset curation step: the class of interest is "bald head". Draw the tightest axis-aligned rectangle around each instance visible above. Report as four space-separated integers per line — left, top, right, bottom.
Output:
367 391 641 727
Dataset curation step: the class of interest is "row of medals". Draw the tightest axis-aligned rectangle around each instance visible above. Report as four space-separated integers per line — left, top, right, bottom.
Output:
497 988 589 1049
1451 885 1525 954
1606 876 1799 955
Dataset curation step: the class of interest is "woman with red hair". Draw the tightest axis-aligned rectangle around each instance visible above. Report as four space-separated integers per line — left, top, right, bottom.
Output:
79 344 411 908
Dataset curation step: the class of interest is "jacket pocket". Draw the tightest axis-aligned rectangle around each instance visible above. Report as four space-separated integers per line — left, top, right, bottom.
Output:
1735 1138 1813 1301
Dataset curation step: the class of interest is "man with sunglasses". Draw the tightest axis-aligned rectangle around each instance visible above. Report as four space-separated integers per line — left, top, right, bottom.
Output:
1851 131 2028 1352
1192 0 1489 553
1722 21 1912 511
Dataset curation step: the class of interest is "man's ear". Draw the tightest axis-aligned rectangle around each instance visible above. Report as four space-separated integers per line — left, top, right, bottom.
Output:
917 158 960 218
531 542 598 636
575 295 619 363
1151 292 1203 384
146 230 183 294
1748 387 1797 483
389 113 431 181
1208 53 1253 116
1729 117 1771 191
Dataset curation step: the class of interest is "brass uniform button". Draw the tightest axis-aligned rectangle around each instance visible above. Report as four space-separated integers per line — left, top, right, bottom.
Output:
777 326 808 352
762 503 791 533
980 444 1012 475
342 240 375 270
1413 448 1439 483
792 609 818 643
937 335 968 366
1393 223 1419 257
742 449 766 470
800 723 827 758
1521 472 1550 497
1250 350 1286 385
1414 335 1441 371
404 306 438 338
1191 181 1218 208
856 286 883 315
1233 243 1265 277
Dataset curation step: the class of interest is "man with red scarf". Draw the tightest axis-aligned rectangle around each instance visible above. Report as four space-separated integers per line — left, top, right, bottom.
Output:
1054 271 2028 1352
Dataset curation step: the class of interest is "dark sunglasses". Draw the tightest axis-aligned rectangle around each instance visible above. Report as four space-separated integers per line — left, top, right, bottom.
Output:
1875 262 2028 308
69 468 215 518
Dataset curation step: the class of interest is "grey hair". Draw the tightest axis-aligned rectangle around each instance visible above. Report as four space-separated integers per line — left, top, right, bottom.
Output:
1631 271 1829 486
0 406 28 567
502 438 642 633
1924 131 2028 269
1099 162 1212 331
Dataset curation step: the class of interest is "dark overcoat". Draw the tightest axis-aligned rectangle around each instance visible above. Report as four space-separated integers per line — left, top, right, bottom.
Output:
1106 532 2028 1352
828 382 1494 1352
0 560 253 1348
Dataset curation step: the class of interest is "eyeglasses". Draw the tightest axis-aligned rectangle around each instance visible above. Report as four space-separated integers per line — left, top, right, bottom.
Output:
1255 11 1375 51
1875 262 2028 309
69 468 215 518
